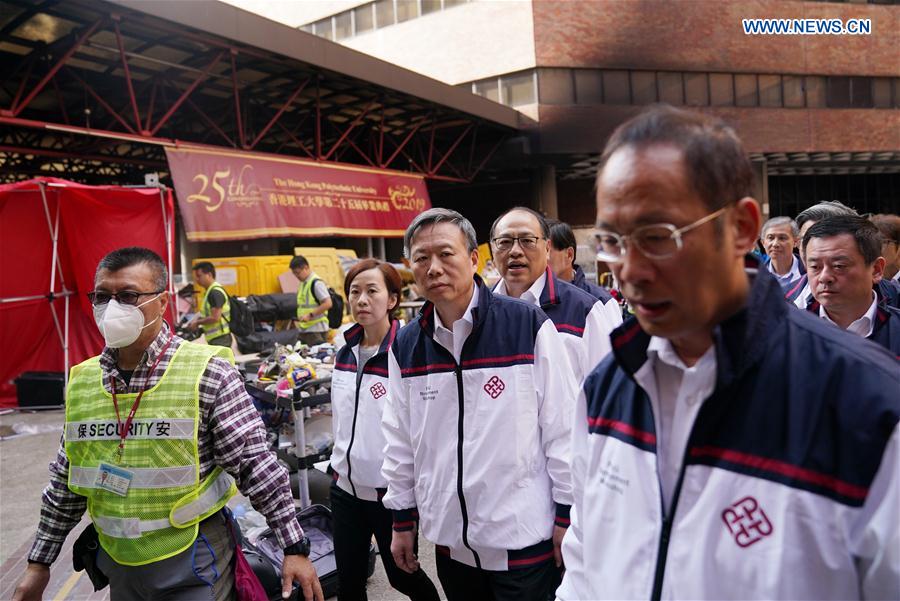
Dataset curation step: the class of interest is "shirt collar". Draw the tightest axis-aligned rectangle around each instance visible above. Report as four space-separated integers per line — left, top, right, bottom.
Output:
647 335 715 372
767 254 800 281
494 271 547 308
819 290 878 338
433 283 479 334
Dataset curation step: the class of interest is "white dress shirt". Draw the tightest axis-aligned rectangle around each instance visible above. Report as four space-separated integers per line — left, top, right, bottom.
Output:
820 290 878 338
432 284 478 363
768 254 802 287
633 337 717 515
493 271 546 305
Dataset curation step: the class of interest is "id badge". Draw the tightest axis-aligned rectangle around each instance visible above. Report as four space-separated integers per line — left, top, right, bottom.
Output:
95 462 134 496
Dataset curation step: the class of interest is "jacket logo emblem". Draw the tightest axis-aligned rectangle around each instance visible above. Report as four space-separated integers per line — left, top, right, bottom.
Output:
483 375 505 399
721 496 773 548
370 382 387 399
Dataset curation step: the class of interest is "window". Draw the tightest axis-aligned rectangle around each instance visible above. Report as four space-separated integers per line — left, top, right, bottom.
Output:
806 76 827 107
354 4 374 34
826 77 851 107
849 77 873 108
444 0 468 6
709 73 734 106
474 79 500 103
538 69 574 105
313 17 333 40
759 74 782 107
684 73 709 106
375 0 395 28
334 11 352 40
631 71 656 104
783 75 805 108
657 72 684 105
422 0 442 14
574 70 603 104
735 74 758 106
503 72 536 106
396 0 419 23
872 78 892 108
602 71 630 104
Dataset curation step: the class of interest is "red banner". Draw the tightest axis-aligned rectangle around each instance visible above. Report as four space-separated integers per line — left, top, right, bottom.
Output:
165 146 431 241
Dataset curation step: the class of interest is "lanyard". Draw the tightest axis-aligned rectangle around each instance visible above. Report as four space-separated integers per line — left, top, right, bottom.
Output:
110 335 173 460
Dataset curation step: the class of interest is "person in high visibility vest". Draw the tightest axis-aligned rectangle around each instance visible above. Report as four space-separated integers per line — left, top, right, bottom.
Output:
188 262 232 348
290 255 333 346
13 247 323 601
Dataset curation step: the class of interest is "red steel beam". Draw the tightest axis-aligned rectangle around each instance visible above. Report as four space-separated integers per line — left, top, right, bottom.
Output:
150 50 226 136
430 123 473 176
112 17 143 133
10 54 36 113
185 96 235 147
322 98 376 162
230 50 246 149
9 18 104 117
66 69 137 134
469 135 508 180
249 78 310 150
275 120 313 158
382 120 424 169
0 145 165 168
145 79 157 131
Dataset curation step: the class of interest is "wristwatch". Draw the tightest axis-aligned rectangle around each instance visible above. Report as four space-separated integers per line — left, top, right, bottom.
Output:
283 535 311 557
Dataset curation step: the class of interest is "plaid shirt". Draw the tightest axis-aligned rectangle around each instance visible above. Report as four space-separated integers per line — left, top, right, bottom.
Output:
29 322 302 565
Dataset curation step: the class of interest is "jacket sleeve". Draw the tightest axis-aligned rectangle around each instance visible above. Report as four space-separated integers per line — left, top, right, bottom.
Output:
851 424 900 600
381 346 418 527
582 300 621 381
533 319 578 509
555 387 591 600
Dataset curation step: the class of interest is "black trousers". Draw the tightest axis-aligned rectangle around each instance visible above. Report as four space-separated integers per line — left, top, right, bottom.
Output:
330 482 439 601
435 550 557 601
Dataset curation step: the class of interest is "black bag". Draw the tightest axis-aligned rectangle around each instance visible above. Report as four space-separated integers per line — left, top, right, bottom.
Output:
235 330 301 355
72 523 109 591
311 279 345 329
228 295 255 337
246 294 299 322
247 504 375 600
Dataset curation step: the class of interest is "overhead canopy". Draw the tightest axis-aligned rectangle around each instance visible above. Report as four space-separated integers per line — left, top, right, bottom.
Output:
166 146 431 240
0 177 175 407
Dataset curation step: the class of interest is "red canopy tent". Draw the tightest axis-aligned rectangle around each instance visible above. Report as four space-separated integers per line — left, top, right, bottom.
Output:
0 178 175 407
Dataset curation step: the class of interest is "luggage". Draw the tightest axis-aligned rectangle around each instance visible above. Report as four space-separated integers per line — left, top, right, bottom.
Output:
245 504 376 600
236 330 301 354
246 293 298 322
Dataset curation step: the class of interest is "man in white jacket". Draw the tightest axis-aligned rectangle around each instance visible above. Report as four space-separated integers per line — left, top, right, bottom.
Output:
382 208 578 601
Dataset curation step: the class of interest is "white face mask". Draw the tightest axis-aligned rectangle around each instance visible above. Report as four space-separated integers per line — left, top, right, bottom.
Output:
93 294 162 348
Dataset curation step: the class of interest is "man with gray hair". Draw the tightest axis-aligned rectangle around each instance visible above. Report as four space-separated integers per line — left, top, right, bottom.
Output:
787 201 858 307
760 216 804 293
383 208 578 601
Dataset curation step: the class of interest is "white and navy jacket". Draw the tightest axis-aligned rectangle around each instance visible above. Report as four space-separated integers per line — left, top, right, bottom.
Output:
382 276 578 571
558 263 900 600
496 267 622 385
572 264 623 324
330 320 399 502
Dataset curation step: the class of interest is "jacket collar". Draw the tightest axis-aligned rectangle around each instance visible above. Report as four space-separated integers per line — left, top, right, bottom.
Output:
572 264 587 287
343 318 399 356
419 274 491 338
538 266 561 309
610 255 782 394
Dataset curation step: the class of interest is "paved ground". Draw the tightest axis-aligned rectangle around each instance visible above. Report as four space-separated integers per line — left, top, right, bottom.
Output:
0 408 443 600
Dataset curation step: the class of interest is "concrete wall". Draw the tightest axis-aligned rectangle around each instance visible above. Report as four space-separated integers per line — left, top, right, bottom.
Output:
343 0 536 84
533 0 898 76
218 0 370 28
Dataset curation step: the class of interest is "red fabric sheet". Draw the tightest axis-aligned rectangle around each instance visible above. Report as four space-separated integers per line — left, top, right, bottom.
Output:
0 178 174 407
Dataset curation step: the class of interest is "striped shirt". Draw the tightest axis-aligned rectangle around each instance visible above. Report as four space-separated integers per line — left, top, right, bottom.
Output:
29 322 302 565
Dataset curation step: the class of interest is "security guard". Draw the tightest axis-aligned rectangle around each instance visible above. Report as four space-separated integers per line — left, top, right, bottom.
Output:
290 255 333 346
188 261 232 348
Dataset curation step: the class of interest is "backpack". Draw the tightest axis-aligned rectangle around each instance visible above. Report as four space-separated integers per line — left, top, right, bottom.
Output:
227 295 255 337
312 278 345 329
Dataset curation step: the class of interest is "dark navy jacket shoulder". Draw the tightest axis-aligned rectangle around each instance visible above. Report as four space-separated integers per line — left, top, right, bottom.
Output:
393 275 550 374
572 264 613 303
583 261 900 507
878 278 900 309
334 319 399 376
539 268 601 337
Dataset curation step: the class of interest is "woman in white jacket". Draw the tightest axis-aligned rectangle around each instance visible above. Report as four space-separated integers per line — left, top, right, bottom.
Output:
330 259 439 601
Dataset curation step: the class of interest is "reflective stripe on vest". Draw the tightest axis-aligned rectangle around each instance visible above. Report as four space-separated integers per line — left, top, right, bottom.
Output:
296 275 329 329
65 341 236 566
170 467 237 527
200 282 231 339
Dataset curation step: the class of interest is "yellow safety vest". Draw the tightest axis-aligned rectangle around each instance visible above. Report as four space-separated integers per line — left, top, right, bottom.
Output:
296 274 329 329
200 282 231 340
65 342 237 565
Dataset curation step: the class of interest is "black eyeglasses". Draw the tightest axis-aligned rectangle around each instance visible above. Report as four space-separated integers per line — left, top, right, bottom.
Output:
87 290 164 306
491 235 543 253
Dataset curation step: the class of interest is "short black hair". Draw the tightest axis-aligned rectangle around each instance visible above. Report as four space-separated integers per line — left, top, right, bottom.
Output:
289 255 309 270
192 261 216 278
95 247 167 290
802 215 882 264
546 218 577 268
598 105 754 213
871 214 900 246
490 206 549 240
